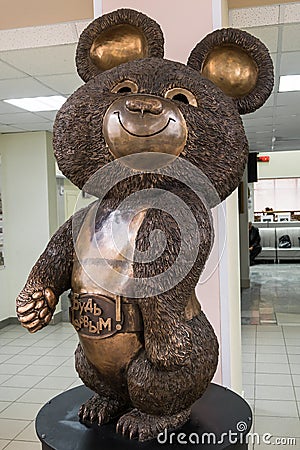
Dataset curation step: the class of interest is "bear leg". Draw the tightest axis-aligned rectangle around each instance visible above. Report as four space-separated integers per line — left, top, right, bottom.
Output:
117 407 191 442
75 343 130 426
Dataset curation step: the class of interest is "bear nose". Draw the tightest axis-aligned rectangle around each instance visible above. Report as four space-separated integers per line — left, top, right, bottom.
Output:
125 97 163 115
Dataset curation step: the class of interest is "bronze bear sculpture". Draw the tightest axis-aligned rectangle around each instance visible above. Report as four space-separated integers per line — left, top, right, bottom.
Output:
16 9 273 442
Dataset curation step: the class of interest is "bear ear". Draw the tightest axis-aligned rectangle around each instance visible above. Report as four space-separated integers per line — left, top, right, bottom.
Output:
187 28 274 115
76 8 164 82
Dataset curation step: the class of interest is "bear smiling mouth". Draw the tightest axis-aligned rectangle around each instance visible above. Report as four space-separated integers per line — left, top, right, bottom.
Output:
114 111 176 138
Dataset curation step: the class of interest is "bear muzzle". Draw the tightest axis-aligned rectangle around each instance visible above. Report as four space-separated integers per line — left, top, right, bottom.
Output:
103 94 187 169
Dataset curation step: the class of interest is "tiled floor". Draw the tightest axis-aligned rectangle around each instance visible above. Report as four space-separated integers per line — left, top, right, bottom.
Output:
0 323 80 449
241 263 300 325
242 324 300 449
1 262 299 449
242 263 300 449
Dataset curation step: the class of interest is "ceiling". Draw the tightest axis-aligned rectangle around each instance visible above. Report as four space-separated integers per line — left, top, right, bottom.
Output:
0 21 299 154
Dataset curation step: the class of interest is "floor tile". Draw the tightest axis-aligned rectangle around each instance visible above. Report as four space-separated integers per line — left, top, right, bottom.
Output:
18 365 55 377
256 336 285 345
256 353 288 363
0 387 29 402
0 365 24 375
255 325 281 332
0 374 11 384
243 384 254 399
292 374 300 386
14 421 39 442
255 385 295 401
4 441 41 450
285 339 300 346
242 362 255 373
241 345 256 353
0 347 22 355
288 354 300 364
243 353 255 363
255 373 292 386
290 364 300 375
0 418 30 440
0 402 41 420
4 355 40 366
46 347 74 357
20 347 49 356
287 346 300 355
49 365 77 377
16 388 62 404
32 355 69 366
255 362 290 374
295 387 300 401
0 402 11 413
255 399 298 417
255 416 300 438
68 379 83 389
0 440 10 449
256 345 286 354
243 372 255 385
2 375 43 389
34 376 76 390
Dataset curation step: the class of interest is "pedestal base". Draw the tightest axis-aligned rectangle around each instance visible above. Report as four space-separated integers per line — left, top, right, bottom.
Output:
36 383 252 450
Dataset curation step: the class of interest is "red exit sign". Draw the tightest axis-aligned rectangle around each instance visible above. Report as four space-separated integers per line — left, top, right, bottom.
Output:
257 155 270 162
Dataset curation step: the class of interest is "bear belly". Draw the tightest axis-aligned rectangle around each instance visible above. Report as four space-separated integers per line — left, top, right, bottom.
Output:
79 331 143 387
70 203 146 386
69 292 143 386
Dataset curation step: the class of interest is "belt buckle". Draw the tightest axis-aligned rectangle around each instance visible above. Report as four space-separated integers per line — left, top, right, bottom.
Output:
69 293 124 338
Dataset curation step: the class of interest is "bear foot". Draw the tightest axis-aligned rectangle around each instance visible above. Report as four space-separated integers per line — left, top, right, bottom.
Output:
116 407 191 442
79 393 128 426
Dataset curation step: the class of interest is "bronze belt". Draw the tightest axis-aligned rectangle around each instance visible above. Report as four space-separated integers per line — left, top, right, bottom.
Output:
69 292 143 339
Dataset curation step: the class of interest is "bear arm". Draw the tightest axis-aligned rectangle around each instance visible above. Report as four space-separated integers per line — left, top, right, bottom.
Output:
16 205 90 332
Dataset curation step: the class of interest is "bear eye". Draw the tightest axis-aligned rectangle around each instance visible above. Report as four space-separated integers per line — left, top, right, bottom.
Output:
111 80 138 94
165 88 198 107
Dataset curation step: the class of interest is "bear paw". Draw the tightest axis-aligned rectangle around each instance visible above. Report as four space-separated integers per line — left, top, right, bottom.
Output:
79 394 127 426
16 287 57 333
116 407 190 442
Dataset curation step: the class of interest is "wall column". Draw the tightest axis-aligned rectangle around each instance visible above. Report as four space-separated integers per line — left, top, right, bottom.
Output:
101 0 242 393
0 131 58 322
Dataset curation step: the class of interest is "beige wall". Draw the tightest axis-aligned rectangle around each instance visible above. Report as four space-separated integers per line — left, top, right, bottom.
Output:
102 0 213 64
229 0 296 7
258 151 300 179
0 0 93 30
0 131 58 321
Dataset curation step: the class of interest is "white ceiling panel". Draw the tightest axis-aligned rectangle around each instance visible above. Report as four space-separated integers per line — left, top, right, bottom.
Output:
0 77 57 100
0 100 27 114
0 124 26 132
279 51 300 75
282 23 300 52
35 111 58 121
18 122 53 131
275 105 300 116
0 44 77 76
243 25 279 53
0 60 26 80
276 92 300 106
0 112 49 125
36 73 83 96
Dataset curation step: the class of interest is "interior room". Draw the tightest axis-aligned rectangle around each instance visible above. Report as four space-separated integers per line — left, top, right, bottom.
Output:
0 1 299 449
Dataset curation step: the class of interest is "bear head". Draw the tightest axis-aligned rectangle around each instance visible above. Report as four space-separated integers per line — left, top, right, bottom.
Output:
53 8 273 207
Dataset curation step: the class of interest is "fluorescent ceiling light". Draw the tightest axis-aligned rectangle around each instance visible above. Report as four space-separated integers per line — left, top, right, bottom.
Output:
279 75 300 92
4 95 66 112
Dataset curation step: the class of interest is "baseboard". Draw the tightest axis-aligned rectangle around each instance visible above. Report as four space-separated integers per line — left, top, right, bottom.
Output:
0 316 19 329
0 311 64 330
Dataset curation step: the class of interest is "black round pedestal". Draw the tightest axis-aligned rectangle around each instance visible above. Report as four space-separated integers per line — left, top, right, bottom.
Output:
36 384 252 450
